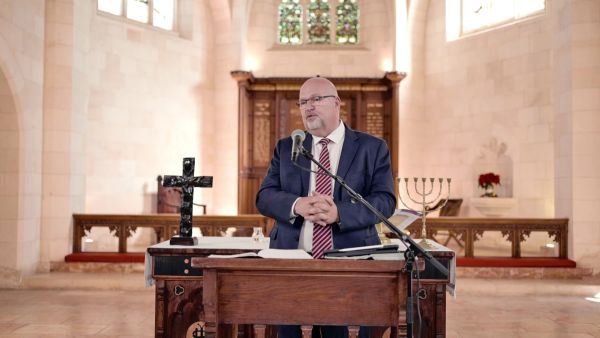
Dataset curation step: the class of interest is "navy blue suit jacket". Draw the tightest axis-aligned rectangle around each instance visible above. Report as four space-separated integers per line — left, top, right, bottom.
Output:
256 125 396 250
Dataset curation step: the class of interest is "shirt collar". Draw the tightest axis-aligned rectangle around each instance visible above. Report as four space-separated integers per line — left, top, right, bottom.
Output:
312 120 345 145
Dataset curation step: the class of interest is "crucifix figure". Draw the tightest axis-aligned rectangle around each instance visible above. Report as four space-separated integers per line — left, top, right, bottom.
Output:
163 157 213 245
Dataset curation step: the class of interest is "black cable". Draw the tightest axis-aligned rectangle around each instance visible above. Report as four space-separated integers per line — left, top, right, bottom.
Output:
415 256 422 338
298 154 424 336
292 158 333 178
292 160 359 206
292 159 319 175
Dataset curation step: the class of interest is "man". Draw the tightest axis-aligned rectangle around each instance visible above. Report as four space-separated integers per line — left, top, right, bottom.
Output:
255 77 396 338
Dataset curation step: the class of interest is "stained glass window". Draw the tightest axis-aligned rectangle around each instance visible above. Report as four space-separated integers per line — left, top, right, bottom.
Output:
278 0 303 45
336 0 359 44
277 0 360 46
307 0 330 44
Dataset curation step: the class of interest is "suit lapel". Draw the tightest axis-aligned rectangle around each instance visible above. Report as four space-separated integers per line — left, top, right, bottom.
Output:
299 132 313 196
334 125 359 198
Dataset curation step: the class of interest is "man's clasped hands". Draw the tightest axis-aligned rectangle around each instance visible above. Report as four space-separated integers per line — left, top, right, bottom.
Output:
294 191 339 226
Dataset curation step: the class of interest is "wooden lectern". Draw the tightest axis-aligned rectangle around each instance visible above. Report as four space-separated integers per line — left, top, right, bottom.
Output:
148 244 452 338
193 258 411 338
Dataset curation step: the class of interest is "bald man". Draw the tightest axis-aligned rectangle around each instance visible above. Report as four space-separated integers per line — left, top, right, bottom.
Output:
256 77 396 338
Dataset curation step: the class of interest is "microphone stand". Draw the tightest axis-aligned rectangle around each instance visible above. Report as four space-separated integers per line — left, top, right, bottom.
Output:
299 146 448 338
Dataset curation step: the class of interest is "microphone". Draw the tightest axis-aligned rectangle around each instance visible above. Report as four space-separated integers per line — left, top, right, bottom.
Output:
291 129 306 162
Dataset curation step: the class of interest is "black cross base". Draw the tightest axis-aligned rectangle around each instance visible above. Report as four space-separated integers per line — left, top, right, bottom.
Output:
169 235 198 246
162 157 212 246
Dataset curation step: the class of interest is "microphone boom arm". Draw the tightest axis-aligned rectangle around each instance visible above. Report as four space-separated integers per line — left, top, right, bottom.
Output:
299 144 448 338
299 146 448 277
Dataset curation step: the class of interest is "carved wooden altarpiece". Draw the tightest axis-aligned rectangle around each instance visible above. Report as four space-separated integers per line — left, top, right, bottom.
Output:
232 71 405 214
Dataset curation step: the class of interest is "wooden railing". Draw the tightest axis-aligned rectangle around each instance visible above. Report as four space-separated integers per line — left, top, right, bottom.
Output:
72 214 271 254
404 217 568 259
73 214 568 259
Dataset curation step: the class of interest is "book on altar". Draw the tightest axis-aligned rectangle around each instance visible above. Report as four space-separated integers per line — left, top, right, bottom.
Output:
208 249 312 259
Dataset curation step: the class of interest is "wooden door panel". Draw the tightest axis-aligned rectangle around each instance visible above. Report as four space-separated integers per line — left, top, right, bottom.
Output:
277 92 304 140
233 72 404 214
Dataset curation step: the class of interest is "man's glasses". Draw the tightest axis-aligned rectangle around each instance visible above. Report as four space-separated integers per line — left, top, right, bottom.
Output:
296 95 336 109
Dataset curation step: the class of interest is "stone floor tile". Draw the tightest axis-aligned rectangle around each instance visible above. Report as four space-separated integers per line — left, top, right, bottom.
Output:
1 276 600 338
0 323 24 334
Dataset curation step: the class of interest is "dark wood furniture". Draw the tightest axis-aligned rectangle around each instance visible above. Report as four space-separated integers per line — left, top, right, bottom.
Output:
72 214 568 259
425 199 463 247
437 199 463 216
148 245 453 338
72 214 270 254
196 258 408 338
405 217 568 258
232 71 406 214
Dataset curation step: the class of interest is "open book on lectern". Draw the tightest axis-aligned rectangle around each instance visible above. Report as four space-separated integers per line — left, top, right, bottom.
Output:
323 244 402 260
323 209 420 259
208 249 312 259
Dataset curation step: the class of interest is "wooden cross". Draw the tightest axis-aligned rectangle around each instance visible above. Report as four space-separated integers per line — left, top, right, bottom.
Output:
163 157 212 245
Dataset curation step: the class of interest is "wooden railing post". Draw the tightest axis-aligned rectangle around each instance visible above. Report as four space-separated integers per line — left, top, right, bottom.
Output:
253 324 266 338
73 215 82 253
464 229 475 257
560 222 568 259
513 229 521 258
118 224 127 253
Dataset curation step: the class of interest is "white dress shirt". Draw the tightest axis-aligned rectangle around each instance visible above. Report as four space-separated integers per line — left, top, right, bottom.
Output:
295 121 345 252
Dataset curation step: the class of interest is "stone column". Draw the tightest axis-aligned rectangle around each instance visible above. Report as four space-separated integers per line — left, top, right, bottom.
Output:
552 0 600 272
40 0 89 271
0 0 45 286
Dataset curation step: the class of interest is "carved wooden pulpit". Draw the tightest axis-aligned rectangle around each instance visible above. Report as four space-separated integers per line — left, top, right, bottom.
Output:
148 240 452 338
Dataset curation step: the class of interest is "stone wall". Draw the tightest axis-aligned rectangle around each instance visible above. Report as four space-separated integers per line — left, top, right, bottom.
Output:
0 0 45 284
85 1 213 214
423 0 555 217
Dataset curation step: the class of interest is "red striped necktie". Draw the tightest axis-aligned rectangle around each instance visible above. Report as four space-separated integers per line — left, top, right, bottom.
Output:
312 138 333 259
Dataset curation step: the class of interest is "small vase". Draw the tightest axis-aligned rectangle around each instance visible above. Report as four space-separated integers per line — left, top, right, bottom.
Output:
482 186 497 198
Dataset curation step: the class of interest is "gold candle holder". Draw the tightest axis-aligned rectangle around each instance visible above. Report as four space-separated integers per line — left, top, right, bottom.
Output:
397 177 451 249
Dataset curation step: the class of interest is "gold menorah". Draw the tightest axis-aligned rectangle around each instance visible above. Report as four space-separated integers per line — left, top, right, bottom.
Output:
397 177 452 249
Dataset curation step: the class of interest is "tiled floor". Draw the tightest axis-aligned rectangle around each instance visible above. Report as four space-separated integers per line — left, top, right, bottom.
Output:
447 294 600 338
0 276 599 337
0 289 154 337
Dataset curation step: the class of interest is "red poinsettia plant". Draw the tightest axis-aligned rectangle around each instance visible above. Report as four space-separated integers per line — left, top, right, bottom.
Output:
478 172 500 197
